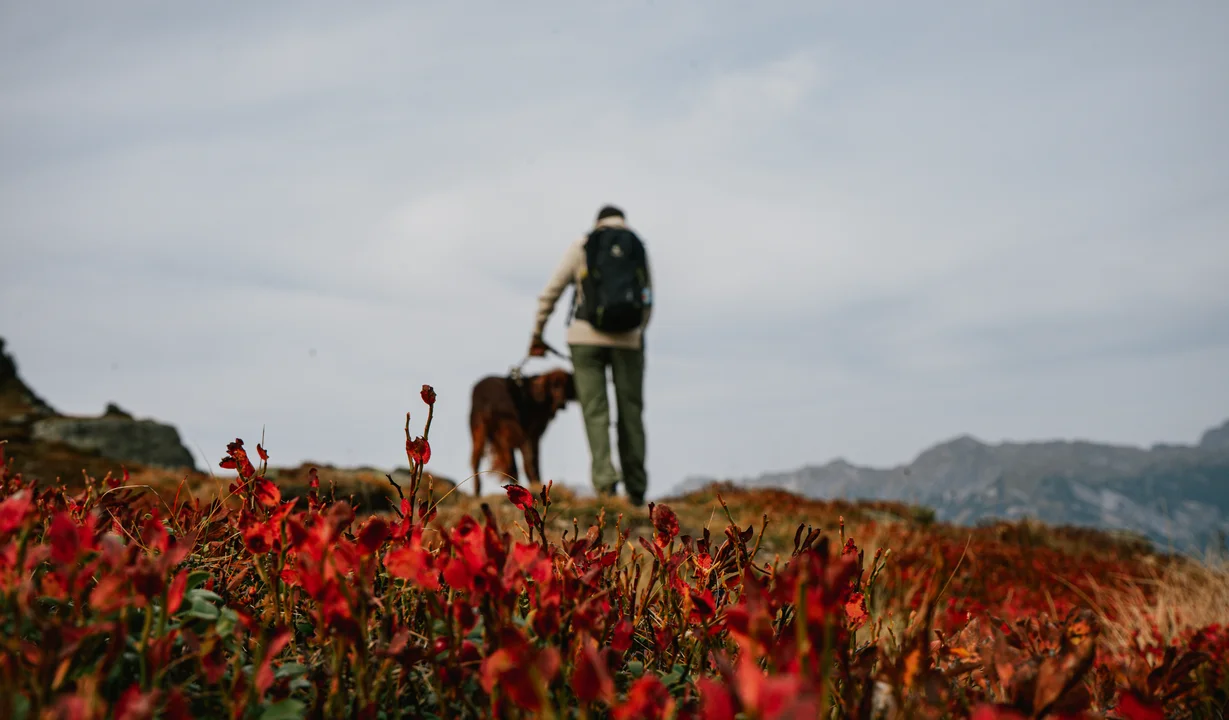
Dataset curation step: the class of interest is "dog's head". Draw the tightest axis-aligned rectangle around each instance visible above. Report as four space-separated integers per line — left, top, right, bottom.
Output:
529 368 575 413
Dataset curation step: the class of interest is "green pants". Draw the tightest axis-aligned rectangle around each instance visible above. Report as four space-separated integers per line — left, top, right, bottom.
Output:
568 343 647 504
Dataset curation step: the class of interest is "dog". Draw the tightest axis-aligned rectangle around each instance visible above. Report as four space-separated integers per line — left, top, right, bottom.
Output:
468 368 576 496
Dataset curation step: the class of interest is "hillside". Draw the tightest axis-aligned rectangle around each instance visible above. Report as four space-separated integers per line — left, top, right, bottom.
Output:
0 337 453 509
677 421 1229 554
3 336 1229 715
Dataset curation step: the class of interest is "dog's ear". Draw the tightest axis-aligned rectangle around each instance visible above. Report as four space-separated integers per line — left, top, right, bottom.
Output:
550 372 570 408
528 376 548 403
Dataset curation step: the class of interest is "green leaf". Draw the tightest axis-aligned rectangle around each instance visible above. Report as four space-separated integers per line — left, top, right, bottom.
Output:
662 662 690 689
258 699 306 720
11 694 30 720
216 607 239 636
625 660 645 678
186 570 212 591
187 597 220 621
187 588 224 604
275 662 309 680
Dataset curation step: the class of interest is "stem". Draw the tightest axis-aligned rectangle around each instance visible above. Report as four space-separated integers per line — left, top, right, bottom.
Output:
138 604 155 687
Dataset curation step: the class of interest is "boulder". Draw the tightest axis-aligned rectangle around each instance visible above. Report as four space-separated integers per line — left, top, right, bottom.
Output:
31 415 197 471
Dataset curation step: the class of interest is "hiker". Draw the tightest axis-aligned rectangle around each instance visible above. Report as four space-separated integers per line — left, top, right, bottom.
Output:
529 204 653 506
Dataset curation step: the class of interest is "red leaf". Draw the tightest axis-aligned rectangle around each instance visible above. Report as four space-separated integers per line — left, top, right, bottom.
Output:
1114 692 1165 720
698 677 737 720
201 640 228 683
114 684 158 720
48 512 80 565
614 675 675 720
162 689 191 720
385 544 440 591
88 574 129 614
612 620 634 653
253 478 281 508
242 522 275 555
166 569 188 616
407 437 431 465
480 647 516 694
421 384 437 406
219 457 238 470
689 589 717 622
971 706 1029 720
256 443 269 461
845 591 868 630
254 628 293 697
357 517 390 555
571 638 615 704
442 556 475 592
50 696 91 720
0 490 32 536
141 512 168 554
651 504 680 548
505 484 535 511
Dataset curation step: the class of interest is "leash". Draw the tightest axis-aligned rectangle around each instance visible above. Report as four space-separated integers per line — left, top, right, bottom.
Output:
509 341 571 385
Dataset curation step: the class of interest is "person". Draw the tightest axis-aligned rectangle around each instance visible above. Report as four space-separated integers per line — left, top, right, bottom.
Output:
529 204 653 506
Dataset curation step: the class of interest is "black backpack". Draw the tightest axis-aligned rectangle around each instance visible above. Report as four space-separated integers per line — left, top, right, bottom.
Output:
573 226 649 333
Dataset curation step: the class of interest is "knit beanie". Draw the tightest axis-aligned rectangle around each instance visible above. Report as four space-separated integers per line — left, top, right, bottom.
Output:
596 205 625 221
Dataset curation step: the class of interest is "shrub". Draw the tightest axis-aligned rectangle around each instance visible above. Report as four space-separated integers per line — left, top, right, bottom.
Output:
0 386 1225 718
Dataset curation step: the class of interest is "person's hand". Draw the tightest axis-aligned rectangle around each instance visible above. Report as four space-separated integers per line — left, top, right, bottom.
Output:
528 334 548 357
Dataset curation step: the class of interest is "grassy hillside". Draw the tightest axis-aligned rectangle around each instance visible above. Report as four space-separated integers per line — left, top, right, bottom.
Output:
2 393 1227 718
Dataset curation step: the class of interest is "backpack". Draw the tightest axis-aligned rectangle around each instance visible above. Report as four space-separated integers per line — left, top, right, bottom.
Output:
573 226 649 333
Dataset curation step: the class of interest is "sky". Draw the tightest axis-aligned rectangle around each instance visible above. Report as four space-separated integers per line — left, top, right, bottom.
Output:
2 1 1228 499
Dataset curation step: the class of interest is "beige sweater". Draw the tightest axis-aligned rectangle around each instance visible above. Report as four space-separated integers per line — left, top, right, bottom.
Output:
534 215 653 350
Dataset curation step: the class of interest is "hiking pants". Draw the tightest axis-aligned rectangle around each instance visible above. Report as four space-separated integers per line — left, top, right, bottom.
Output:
568 343 646 503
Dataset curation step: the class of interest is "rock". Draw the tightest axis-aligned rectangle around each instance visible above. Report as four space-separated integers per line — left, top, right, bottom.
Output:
31 416 197 471
1200 419 1229 452
103 403 134 420
0 337 56 420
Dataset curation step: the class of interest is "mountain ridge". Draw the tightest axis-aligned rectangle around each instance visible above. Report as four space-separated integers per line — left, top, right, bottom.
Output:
675 419 1229 553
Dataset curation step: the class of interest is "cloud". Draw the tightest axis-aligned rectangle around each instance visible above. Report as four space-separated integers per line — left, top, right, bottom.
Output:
2 1 1228 497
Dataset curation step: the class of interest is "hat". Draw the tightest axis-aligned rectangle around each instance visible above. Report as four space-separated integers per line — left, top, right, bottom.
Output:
596 204 625 221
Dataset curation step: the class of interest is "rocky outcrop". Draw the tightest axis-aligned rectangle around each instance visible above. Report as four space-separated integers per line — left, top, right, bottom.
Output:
30 413 196 471
3 335 197 473
1201 420 1229 452
0 337 56 422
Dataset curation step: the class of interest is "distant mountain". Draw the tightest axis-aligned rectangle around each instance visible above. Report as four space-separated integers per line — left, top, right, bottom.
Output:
674 420 1229 554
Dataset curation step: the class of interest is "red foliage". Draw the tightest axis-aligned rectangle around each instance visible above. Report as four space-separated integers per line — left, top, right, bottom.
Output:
0 386 1223 719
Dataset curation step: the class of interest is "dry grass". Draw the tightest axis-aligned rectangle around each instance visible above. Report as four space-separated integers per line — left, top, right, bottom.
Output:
18 450 1229 662
1098 555 1229 653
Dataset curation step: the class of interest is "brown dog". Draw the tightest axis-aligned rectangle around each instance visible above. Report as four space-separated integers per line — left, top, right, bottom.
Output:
468 368 576 496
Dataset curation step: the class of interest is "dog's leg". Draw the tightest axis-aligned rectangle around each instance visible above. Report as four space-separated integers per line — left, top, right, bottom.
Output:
532 436 543 488
521 438 540 487
470 413 487 497
493 424 519 487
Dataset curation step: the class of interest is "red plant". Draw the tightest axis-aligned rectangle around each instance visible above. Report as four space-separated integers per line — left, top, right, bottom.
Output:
0 389 1223 719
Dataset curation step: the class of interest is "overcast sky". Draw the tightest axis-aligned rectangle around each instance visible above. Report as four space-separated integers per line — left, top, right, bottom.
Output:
3 1 1228 499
